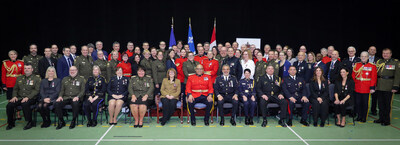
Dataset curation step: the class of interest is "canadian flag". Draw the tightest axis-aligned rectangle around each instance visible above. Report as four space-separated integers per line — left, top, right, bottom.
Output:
210 19 216 49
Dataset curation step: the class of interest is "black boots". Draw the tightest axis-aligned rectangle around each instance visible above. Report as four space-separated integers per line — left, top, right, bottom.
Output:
261 119 268 127
56 120 66 130
230 117 236 126
69 120 76 129
23 121 33 130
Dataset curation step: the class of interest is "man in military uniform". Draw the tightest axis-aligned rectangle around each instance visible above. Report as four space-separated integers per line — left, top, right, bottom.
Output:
51 44 62 60
22 44 43 75
214 65 239 126
74 45 94 80
293 52 308 79
282 66 310 126
55 66 85 129
266 50 279 76
216 47 228 75
203 51 219 83
194 46 207 64
6 64 41 130
183 52 200 84
186 64 214 126
374 48 400 126
94 50 108 81
107 50 121 81
257 65 288 127
352 51 377 123
221 47 242 79
255 51 268 82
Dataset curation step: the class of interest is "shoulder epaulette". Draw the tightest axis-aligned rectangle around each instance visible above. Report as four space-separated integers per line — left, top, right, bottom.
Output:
145 75 151 78
3 59 9 62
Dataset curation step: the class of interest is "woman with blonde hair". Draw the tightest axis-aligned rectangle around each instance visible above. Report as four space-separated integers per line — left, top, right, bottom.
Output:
39 66 61 128
159 68 181 125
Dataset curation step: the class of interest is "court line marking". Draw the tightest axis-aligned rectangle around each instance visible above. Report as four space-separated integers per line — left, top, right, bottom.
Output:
95 113 123 145
1 139 400 142
0 100 8 104
286 124 309 145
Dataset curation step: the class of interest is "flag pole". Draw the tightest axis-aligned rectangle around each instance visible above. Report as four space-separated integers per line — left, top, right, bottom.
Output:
189 17 191 27
214 17 216 27
171 17 174 28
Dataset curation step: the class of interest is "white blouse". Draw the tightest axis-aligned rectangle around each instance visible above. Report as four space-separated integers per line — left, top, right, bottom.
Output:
240 59 255 79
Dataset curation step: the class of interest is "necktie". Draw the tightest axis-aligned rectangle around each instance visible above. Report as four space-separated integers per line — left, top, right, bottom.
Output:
67 58 71 67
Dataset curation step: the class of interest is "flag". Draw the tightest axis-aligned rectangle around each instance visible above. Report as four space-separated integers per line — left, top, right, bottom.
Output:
168 19 176 49
210 18 216 50
188 18 196 54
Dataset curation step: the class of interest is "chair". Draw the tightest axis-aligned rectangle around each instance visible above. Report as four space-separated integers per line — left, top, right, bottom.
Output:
216 102 237 123
53 104 84 125
186 103 215 124
156 94 184 124
16 104 38 127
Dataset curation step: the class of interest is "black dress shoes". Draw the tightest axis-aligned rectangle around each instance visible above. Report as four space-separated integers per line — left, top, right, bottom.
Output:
56 120 66 130
204 120 209 126
300 119 309 126
69 120 76 129
287 119 293 126
230 117 236 126
261 119 268 127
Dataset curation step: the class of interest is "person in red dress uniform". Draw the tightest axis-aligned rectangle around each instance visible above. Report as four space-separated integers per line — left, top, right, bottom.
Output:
117 53 132 78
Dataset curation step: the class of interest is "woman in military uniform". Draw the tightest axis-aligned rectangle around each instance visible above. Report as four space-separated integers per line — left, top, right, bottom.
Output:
117 53 132 78
152 51 166 96
238 69 257 125
94 50 108 81
84 65 107 127
107 67 129 125
129 67 154 128
107 50 121 81
139 50 152 75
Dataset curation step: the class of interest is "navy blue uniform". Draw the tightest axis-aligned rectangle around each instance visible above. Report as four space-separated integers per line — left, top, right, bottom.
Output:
84 75 107 122
238 78 257 117
256 74 288 119
214 75 239 118
107 76 129 101
293 61 308 80
221 56 243 79
282 76 310 120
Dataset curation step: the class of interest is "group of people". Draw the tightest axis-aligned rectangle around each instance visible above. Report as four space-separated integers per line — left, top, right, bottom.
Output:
2 41 399 131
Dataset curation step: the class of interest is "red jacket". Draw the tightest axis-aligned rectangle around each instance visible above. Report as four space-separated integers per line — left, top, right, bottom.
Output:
125 50 134 58
108 52 122 61
203 59 219 83
117 61 132 78
2 60 24 88
186 74 213 98
194 55 207 64
322 56 341 64
352 62 377 94
253 58 267 63
175 57 188 83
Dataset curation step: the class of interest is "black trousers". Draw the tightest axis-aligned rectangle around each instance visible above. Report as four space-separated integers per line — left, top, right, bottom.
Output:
181 83 186 108
355 92 369 120
288 97 310 120
6 99 35 125
311 99 329 123
188 95 213 121
239 95 256 117
160 98 178 122
371 92 378 114
154 83 162 96
38 101 53 121
83 99 104 121
259 95 288 119
217 94 238 118
6 87 13 100
54 99 80 121
377 90 393 124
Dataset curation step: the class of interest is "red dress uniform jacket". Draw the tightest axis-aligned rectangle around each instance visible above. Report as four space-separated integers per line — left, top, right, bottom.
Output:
194 55 207 65
175 57 187 83
186 74 214 98
352 62 377 94
117 61 132 78
108 52 122 61
203 59 219 83
2 60 24 88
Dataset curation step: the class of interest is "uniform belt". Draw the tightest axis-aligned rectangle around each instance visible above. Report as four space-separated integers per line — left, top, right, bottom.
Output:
192 89 208 92
378 76 394 79
204 71 211 75
6 74 21 77
356 78 371 81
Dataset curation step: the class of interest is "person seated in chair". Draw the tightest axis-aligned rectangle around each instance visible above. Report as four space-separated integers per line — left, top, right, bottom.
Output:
84 65 107 127
214 65 239 126
107 67 129 125
159 68 181 126
38 66 61 128
282 66 310 126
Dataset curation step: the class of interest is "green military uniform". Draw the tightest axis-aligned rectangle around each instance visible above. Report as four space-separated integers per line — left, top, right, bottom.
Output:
22 54 43 75
215 55 227 75
375 58 400 125
183 60 199 83
128 75 154 102
12 74 41 100
151 59 166 84
140 58 153 75
59 75 86 100
106 59 120 81
267 59 280 77
74 55 94 80
51 53 62 60
255 60 268 82
94 59 108 81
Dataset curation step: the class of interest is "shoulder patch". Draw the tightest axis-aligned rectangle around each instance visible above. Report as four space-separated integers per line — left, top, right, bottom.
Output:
145 75 151 78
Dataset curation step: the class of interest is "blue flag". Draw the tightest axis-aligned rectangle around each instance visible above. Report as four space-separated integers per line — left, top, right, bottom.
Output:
168 26 176 49
188 25 196 54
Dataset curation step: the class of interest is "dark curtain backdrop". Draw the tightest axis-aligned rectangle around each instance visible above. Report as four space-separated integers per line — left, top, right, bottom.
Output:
2 0 399 61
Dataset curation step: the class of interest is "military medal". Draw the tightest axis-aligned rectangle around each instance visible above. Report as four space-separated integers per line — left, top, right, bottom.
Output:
204 77 209 81
76 81 80 86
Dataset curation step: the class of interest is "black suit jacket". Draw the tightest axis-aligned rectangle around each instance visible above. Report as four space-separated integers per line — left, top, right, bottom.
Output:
342 56 361 74
38 57 57 78
325 60 343 84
